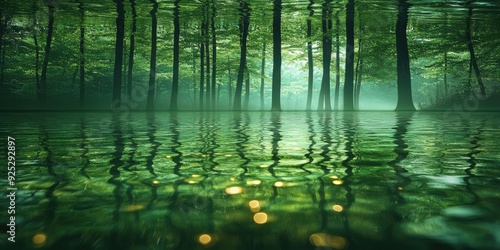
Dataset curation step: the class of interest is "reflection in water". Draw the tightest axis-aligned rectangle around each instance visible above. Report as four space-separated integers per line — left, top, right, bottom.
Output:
2 112 500 249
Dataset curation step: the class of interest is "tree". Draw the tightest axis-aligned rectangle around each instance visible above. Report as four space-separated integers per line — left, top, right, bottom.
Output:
233 0 250 111
466 0 486 96
395 0 416 111
112 0 125 107
260 40 266 110
39 2 55 106
271 0 282 111
306 0 314 110
78 0 85 108
127 0 137 102
211 0 217 110
146 0 158 111
170 0 180 110
334 7 341 111
343 0 355 111
318 0 333 111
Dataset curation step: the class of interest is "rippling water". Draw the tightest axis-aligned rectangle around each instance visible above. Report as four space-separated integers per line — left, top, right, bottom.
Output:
0 111 499 249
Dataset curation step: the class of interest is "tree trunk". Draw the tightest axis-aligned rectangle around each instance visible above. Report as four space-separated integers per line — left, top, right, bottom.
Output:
244 66 250 110
271 0 282 111
395 0 416 111
34 34 40 95
127 0 136 102
233 0 250 111
78 0 85 108
318 0 333 111
444 51 448 98
0 10 5 88
170 0 180 110
146 1 158 111
260 40 266 110
211 0 217 110
354 11 363 110
466 1 486 96
228 58 233 109
306 0 314 110
192 49 197 109
334 8 340 110
40 3 55 106
112 0 125 107
343 0 355 111
199 27 205 110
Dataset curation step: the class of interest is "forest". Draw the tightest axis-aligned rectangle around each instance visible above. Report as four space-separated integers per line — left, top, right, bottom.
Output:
0 0 499 111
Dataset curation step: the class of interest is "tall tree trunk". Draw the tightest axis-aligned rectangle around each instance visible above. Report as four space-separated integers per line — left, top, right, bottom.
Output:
271 0 282 111
306 0 314 110
318 0 333 111
343 0 355 111
466 1 485 96
444 50 448 98
40 3 55 106
78 0 85 108
199 31 205 110
192 49 197 109
127 0 137 101
395 0 415 111
260 40 266 110
244 66 250 110
0 10 5 88
112 0 125 107
170 0 180 110
211 0 217 110
146 1 158 110
354 11 363 110
228 58 233 109
334 8 340 110
205 20 210 110
34 34 40 95
233 0 250 111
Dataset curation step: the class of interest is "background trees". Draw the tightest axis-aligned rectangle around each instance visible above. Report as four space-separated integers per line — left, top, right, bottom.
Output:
0 0 499 111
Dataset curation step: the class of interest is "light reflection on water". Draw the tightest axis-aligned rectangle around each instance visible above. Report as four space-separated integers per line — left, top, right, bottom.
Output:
0 111 500 249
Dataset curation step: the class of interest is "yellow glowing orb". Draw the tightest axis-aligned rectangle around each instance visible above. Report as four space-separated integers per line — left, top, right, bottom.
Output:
253 212 268 224
274 181 284 187
165 155 171 159
192 174 201 178
398 186 403 191
152 180 160 185
225 186 242 195
246 180 262 185
332 180 343 185
124 204 144 212
310 233 347 249
332 204 343 212
329 175 339 179
198 234 212 245
32 233 47 246
224 154 232 157
187 180 197 184
259 164 269 168
249 200 260 212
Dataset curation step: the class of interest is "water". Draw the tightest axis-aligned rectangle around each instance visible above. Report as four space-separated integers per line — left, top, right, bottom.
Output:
0 111 499 249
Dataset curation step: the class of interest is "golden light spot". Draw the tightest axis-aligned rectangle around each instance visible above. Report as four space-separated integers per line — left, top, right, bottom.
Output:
225 186 242 195
398 187 403 191
165 155 171 159
332 180 343 186
310 233 348 249
253 212 268 224
293 147 302 151
192 174 201 178
124 204 144 212
152 180 160 185
249 200 260 212
198 234 212 245
274 181 284 187
329 175 339 179
187 180 197 184
259 164 269 168
246 180 262 185
33 233 47 246
230 177 236 182
332 204 343 212
224 154 232 157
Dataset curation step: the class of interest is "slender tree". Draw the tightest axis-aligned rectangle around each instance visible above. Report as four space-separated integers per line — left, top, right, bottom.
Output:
199 18 205 110
146 0 158 110
260 40 266 110
39 2 55 106
354 10 363 110
112 0 125 107
211 0 217 110
318 0 333 111
233 0 250 111
465 0 486 96
306 0 314 110
127 0 137 101
395 0 416 111
78 0 85 108
244 66 249 110
170 0 180 110
334 7 341 110
271 0 282 111
343 0 355 111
